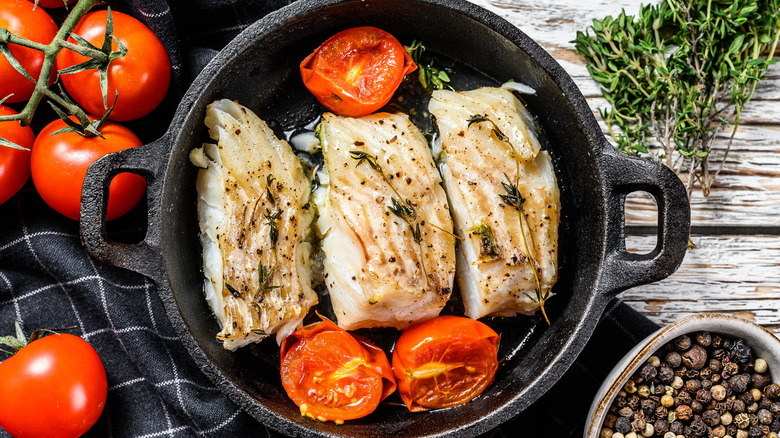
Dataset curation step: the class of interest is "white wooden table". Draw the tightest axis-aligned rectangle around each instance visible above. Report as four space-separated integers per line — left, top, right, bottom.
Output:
470 0 780 335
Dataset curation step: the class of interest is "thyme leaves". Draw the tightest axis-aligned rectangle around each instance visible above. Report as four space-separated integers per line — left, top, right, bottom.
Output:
573 0 780 196
258 263 280 291
467 222 501 261
405 40 452 93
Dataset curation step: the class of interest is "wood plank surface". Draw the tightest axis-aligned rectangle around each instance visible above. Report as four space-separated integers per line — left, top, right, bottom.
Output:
468 0 780 334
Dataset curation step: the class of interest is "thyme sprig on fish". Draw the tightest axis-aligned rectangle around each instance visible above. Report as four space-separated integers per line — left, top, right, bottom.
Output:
467 114 511 144
467 222 501 261
350 149 461 285
258 263 280 291
470 113 553 324
500 174 553 325
404 40 453 93
573 0 780 196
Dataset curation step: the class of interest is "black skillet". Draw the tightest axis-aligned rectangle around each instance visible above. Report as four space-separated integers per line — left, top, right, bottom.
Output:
79 0 690 436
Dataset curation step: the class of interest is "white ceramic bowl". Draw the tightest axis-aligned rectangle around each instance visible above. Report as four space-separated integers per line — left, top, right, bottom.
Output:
585 314 780 438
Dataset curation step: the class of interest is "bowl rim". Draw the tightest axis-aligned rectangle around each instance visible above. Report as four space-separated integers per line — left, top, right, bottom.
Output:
585 313 780 438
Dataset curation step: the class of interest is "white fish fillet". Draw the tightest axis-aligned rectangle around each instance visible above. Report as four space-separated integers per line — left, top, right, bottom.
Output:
430 87 560 320
190 99 317 349
314 112 456 330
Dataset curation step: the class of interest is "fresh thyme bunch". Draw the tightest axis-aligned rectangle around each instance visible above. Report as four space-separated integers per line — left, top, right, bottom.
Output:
573 0 780 196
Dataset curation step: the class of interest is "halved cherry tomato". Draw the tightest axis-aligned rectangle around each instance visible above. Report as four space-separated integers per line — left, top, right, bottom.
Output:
300 26 416 117
0 105 34 205
0 0 58 103
392 315 500 412
280 318 396 423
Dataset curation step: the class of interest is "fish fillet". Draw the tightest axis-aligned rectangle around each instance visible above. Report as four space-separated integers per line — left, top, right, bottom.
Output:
190 99 317 349
314 112 456 330
429 87 560 320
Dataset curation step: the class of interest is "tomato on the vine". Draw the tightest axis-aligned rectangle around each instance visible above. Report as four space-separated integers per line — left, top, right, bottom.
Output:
392 315 500 412
300 26 416 117
56 10 171 121
280 318 396 423
0 333 107 438
0 0 58 103
0 106 34 205
30 117 146 221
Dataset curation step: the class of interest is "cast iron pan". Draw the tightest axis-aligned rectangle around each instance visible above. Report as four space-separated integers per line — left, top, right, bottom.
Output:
79 0 691 436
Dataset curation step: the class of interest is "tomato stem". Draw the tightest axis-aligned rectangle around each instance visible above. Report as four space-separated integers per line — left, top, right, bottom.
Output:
0 0 105 138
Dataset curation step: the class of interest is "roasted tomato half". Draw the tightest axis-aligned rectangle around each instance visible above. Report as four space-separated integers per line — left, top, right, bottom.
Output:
300 26 416 117
392 315 500 412
280 317 396 424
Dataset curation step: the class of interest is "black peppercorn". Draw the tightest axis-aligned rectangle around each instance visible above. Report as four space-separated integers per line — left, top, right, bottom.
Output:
656 405 668 419
711 373 722 384
765 383 780 400
770 419 780 433
739 392 755 406
639 363 657 382
771 401 780 415
656 366 673 384
709 358 723 373
654 418 669 434
683 344 708 370
703 409 721 427
749 423 765 437
666 351 683 368
627 394 640 410
712 334 724 348
728 339 752 364
640 399 656 416
691 399 704 413
676 391 693 406
682 425 694 436
723 361 739 377
615 416 632 434
696 331 712 347
690 418 709 436
618 406 634 418
753 372 771 391
702 379 713 390
677 404 694 421
726 423 738 436
713 348 727 360
687 379 703 392
734 399 747 414
760 398 772 411
758 409 774 425
748 412 759 426
675 335 692 351
631 417 646 432
670 420 684 434
732 374 751 393
697 388 713 404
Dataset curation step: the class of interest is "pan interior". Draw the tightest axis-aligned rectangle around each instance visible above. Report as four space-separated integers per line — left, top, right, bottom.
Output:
160 0 605 436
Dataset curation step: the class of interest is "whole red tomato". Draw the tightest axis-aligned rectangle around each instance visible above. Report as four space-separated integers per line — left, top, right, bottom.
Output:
392 315 499 412
0 0 58 103
0 105 34 205
56 10 171 121
30 0 76 7
301 26 416 117
31 117 146 221
280 318 396 423
0 333 107 438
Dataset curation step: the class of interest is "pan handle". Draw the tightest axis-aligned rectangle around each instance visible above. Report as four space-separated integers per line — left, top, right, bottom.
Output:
80 136 169 283
596 148 690 297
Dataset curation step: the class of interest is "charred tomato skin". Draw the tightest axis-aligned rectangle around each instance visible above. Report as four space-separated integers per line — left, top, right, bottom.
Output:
392 315 500 411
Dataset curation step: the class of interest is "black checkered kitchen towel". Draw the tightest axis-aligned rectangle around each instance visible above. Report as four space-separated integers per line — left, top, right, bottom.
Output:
0 1 659 436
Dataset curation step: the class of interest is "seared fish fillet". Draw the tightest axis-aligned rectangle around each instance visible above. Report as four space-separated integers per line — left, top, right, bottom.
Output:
429 87 560 320
190 99 317 349
314 112 456 330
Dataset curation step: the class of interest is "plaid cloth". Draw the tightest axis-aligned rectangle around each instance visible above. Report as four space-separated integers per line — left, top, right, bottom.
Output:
0 1 660 436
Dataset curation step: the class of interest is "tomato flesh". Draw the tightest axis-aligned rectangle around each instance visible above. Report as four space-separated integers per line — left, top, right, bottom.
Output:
392 315 499 412
301 26 416 117
280 318 396 423
0 0 58 103
0 105 34 205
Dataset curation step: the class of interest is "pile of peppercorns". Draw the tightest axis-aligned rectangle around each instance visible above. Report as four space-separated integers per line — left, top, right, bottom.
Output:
600 332 780 438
